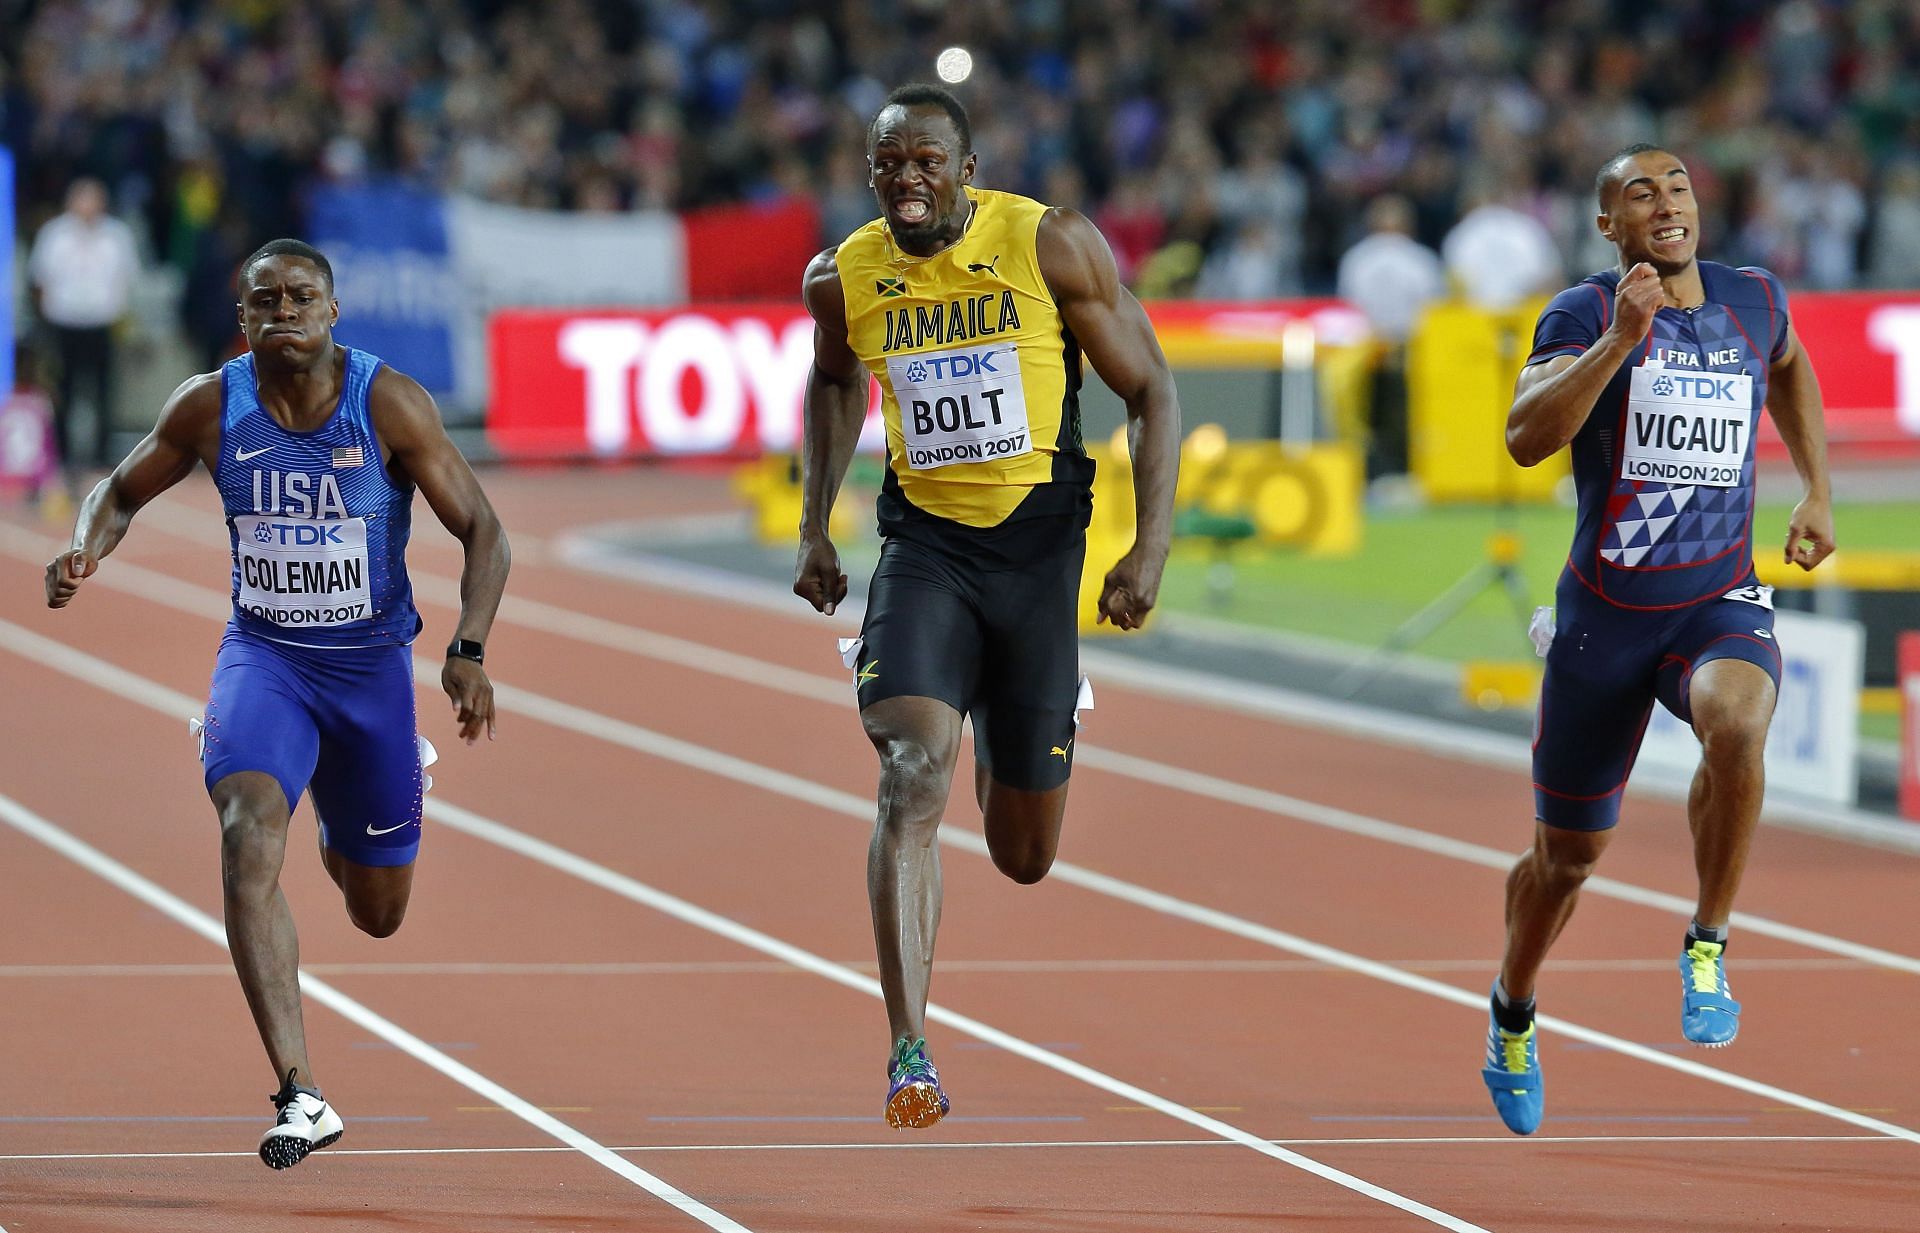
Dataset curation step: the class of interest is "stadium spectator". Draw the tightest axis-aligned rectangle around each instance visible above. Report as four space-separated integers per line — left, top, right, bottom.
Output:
1442 179 1564 313
28 177 140 490
1338 194 1444 480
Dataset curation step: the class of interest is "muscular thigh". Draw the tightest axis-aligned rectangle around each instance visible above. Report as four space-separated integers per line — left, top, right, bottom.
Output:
854 536 985 714
306 642 425 869
973 533 1085 793
1654 582 1783 725
1531 594 1666 832
201 628 321 817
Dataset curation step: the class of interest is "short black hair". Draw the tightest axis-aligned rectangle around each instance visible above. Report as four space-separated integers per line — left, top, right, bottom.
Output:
239 238 334 294
868 83 971 155
1595 143 1669 208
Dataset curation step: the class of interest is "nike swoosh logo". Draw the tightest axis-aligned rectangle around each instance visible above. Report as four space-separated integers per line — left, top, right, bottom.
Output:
235 446 275 462
365 821 416 836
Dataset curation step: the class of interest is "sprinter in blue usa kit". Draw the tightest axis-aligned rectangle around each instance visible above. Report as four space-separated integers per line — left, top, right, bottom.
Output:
1477 145 1835 1134
46 239 509 1169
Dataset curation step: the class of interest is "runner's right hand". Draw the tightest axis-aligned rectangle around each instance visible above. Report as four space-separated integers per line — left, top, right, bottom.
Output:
45 549 96 609
794 532 848 616
1611 262 1663 342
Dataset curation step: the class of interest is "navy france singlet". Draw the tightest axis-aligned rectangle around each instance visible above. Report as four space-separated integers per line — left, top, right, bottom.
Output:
1527 260 1791 610
214 347 420 647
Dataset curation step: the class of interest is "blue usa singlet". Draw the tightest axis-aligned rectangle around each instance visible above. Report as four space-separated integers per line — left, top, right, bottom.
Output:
213 347 419 647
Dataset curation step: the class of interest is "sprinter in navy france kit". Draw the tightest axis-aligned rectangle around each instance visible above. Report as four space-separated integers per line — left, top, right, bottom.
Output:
1476 147 1835 1135
45 239 510 1170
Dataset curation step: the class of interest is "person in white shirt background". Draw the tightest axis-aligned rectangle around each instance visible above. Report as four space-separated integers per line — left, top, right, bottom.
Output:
28 177 141 496
1442 179 1565 313
1338 194 1445 483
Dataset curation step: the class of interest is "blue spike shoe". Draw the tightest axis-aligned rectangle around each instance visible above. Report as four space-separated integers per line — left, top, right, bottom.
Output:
1679 940 1741 1047
1480 994 1543 1135
885 1036 950 1129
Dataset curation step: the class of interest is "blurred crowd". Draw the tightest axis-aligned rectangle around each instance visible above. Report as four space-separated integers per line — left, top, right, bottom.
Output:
5 0 1920 321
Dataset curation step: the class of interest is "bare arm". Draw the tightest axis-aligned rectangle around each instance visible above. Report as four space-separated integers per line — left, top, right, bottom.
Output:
1506 263 1662 467
1036 207 1181 630
1766 324 1835 571
46 374 218 607
793 248 868 616
371 368 511 742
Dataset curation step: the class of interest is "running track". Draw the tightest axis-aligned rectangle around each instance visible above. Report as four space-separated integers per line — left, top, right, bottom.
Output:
1 468 1915 1232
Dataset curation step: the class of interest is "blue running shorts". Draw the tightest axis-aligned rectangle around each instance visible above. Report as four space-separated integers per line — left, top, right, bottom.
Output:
1532 575 1783 831
199 625 425 866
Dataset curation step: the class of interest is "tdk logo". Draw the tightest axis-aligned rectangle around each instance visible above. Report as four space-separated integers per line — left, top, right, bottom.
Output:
1652 375 1675 396
260 523 346 546
1669 375 1741 401
911 351 1000 381
906 361 928 382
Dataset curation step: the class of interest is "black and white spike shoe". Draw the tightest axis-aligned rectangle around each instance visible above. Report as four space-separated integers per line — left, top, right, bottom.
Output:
259 1077 344 1170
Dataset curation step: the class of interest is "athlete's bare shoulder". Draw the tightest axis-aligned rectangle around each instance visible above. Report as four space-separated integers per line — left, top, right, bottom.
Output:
802 246 846 327
368 363 436 415
1035 206 1118 303
155 370 225 449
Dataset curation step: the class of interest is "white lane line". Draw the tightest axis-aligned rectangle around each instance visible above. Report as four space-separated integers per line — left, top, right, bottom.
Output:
14 518 1919 977
6 617 1920 1151
0 1133 1900 1164
0 957 1880 979
421 795 1494 1232
0 790 749 1233
0 633 1493 1229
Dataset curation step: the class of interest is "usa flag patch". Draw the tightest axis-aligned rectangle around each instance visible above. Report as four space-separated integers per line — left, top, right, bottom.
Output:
332 446 365 468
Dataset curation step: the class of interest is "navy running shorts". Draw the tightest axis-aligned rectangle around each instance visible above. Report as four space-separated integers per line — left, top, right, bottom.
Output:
1532 574 1783 831
199 624 425 866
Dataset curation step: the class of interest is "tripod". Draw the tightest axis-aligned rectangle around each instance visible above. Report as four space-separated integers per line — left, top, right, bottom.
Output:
1331 318 1538 699
1330 524 1535 698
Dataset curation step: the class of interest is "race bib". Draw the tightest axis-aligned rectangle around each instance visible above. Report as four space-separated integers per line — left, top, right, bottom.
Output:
1622 362 1752 488
234 514 372 628
1722 582 1774 610
887 341 1031 471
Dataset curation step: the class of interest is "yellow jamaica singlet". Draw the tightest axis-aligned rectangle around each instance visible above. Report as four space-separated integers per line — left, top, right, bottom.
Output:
837 188 1094 547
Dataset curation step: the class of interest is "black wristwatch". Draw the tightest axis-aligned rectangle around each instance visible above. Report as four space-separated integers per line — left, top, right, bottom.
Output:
446 638 485 665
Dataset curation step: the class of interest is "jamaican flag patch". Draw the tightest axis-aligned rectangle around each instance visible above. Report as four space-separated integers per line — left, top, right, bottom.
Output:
875 278 906 298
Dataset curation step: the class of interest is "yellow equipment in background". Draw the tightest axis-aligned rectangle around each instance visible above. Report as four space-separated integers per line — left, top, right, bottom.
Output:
732 454 863 544
1408 300 1568 503
1079 423 1364 633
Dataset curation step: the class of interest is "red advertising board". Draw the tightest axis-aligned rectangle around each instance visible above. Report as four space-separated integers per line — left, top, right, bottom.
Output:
489 305 882 459
1902 631 1920 822
1758 292 1920 452
487 293 1920 460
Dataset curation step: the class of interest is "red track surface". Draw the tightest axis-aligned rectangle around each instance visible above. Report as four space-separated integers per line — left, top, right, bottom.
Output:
2 468 1916 1232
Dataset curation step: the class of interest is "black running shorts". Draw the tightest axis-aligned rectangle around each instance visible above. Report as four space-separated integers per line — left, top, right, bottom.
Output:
854 527 1085 791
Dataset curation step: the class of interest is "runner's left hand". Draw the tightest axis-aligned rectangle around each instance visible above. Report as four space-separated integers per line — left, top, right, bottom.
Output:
1097 545 1166 631
443 656 495 744
1784 496 1835 572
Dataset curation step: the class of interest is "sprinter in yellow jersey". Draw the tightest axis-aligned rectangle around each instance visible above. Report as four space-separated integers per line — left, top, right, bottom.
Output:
794 83 1181 1129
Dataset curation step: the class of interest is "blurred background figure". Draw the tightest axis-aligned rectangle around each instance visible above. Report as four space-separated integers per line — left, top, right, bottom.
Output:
0 343 59 513
1442 179 1563 313
27 178 140 493
1338 194 1443 482
1868 162 1920 290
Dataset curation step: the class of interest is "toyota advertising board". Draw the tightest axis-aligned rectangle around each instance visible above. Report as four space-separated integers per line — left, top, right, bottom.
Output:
488 293 1920 460
489 306 882 458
